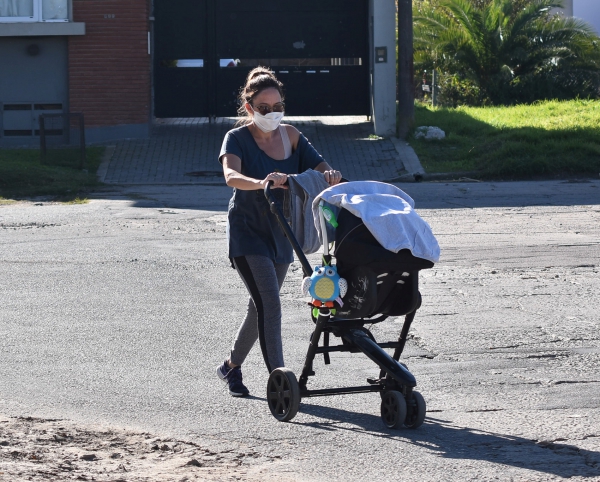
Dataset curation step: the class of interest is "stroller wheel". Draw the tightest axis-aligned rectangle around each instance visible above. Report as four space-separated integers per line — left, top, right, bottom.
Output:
380 362 409 399
380 390 407 429
267 368 301 422
404 390 427 429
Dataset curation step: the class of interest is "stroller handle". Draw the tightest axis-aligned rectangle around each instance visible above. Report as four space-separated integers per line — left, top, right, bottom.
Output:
264 180 313 277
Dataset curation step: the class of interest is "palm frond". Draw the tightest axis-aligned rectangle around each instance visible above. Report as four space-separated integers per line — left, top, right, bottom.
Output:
411 0 600 104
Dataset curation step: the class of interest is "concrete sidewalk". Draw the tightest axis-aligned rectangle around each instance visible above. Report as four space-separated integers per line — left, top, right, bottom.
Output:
99 116 422 185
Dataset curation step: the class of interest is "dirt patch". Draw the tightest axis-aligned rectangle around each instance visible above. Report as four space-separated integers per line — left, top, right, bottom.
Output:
0 415 298 482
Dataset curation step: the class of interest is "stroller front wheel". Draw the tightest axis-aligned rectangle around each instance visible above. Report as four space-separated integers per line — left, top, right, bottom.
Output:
404 390 427 429
267 368 301 422
380 390 407 429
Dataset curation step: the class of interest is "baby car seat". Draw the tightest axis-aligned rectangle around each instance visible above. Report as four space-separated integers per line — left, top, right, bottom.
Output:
333 209 434 320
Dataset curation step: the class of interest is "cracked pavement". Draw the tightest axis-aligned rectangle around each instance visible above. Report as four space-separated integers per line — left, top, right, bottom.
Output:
0 179 599 481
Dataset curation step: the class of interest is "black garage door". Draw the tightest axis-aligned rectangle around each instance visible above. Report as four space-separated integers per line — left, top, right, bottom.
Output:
153 0 370 118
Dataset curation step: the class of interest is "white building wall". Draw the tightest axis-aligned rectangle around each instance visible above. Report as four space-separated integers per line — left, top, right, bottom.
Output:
558 0 574 17
553 0 599 34
573 0 600 34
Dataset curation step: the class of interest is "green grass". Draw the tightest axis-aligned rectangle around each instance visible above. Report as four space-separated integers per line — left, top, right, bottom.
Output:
411 99 600 179
0 146 105 200
61 197 90 205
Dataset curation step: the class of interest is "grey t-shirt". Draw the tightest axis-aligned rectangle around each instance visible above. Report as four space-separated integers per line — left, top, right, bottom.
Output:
219 125 324 264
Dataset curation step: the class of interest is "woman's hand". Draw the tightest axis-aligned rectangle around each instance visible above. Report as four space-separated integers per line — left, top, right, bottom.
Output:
323 170 342 186
262 172 288 189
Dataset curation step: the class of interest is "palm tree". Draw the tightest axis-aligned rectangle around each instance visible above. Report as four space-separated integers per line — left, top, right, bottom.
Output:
414 0 600 104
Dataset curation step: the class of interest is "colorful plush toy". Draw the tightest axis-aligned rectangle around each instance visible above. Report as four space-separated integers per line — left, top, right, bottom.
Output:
302 265 347 308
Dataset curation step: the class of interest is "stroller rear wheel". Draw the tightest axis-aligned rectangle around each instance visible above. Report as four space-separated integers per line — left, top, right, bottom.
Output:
380 390 407 429
404 390 427 429
267 368 301 422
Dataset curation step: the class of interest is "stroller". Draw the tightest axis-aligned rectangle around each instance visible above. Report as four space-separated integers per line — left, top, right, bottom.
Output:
264 180 437 429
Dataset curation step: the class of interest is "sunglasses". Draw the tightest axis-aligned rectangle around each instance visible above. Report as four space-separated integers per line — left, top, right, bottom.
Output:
252 102 285 116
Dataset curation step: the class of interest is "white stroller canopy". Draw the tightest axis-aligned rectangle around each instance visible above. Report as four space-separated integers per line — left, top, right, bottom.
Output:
313 181 440 264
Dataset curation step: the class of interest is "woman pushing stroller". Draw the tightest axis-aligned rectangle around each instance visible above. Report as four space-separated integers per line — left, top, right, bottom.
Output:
216 67 342 397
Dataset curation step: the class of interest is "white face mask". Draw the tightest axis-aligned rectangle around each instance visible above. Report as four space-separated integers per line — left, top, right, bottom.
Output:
252 108 284 133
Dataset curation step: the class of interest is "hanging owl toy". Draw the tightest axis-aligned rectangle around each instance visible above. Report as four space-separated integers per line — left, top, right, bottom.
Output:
301 264 347 313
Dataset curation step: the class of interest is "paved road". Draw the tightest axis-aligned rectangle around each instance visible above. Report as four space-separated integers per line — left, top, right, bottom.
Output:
1 180 599 481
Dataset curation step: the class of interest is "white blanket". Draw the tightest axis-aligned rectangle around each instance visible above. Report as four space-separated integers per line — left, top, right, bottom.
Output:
312 181 440 263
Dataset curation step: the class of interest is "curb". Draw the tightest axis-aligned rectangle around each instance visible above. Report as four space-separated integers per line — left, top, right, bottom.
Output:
96 145 115 183
388 137 483 183
101 181 226 187
389 137 425 179
388 171 483 183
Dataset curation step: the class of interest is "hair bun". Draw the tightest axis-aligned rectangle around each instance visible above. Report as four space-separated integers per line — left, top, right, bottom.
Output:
247 66 275 81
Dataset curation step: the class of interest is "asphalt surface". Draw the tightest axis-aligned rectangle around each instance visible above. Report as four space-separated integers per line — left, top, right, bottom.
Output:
1 179 599 481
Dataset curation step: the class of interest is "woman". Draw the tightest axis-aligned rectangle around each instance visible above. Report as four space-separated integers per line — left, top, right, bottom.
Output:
216 66 342 397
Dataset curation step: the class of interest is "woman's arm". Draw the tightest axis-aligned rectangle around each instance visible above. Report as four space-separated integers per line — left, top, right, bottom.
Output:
285 125 342 186
222 154 287 190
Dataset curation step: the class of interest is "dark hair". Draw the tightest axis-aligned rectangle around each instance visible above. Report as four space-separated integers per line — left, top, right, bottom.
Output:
236 66 284 126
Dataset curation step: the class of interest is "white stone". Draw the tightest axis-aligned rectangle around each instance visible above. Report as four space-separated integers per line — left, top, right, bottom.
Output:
414 126 446 140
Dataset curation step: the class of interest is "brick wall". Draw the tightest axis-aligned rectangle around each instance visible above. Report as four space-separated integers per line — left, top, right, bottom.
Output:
69 0 151 128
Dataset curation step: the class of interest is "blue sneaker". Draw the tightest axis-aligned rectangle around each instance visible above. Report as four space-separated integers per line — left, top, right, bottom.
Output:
216 361 249 397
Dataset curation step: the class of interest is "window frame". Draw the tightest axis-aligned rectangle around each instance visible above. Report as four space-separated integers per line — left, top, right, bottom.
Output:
0 0 69 23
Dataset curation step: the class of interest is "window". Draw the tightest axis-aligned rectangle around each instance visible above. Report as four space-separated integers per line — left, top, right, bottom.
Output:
0 0 68 22
161 59 239 68
236 58 363 68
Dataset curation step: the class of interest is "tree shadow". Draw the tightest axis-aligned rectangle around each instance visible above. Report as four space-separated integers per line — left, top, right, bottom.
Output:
5 110 593 209
411 103 600 182
292 402 600 479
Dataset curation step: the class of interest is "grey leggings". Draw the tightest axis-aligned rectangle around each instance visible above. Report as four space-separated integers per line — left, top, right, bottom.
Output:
231 255 289 372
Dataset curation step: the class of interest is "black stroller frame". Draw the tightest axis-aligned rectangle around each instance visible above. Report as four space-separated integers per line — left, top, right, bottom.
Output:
264 182 430 429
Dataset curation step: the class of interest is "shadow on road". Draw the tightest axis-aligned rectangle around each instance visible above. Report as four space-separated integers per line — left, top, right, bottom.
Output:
96 178 600 215
400 179 600 210
294 403 600 479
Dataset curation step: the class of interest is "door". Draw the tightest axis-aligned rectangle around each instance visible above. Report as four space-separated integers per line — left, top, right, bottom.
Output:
153 0 370 118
